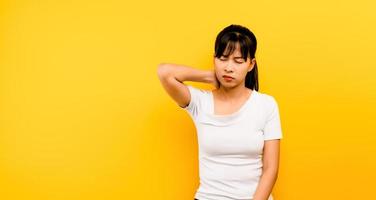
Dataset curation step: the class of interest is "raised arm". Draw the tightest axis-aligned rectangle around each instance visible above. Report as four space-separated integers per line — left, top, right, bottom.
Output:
156 63 217 108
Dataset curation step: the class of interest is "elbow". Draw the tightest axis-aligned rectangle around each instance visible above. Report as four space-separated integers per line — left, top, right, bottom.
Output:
263 166 279 178
261 168 279 184
157 63 171 78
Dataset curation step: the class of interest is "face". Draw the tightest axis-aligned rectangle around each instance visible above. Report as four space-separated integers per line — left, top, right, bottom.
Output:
214 43 256 88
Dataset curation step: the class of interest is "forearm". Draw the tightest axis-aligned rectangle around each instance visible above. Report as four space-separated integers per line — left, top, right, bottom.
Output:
158 63 214 84
253 168 278 200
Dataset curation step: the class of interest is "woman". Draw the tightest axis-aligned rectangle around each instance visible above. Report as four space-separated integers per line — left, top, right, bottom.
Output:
157 24 283 200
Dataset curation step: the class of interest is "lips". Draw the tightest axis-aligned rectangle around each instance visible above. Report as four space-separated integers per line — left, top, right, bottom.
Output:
223 75 234 79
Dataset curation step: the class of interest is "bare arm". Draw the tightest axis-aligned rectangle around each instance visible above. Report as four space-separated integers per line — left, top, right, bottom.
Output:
157 63 218 108
253 139 281 200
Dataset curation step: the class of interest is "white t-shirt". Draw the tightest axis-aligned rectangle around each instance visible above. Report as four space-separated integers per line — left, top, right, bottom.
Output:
180 85 283 200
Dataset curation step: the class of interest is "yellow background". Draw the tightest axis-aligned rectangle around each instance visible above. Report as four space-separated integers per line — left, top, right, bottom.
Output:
1 0 375 199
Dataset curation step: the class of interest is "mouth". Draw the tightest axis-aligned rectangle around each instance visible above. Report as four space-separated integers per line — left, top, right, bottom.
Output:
223 75 234 79
223 75 234 81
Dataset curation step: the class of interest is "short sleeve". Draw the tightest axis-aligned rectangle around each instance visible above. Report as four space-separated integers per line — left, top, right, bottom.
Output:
179 85 204 119
263 96 283 140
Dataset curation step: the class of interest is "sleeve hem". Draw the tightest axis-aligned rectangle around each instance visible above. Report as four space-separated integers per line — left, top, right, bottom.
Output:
264 135 283 140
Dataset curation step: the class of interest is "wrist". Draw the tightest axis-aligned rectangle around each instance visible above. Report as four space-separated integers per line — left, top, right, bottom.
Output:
203 70 215 84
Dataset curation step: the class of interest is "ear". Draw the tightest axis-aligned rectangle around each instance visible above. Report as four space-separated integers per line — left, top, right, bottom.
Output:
248 58 256 72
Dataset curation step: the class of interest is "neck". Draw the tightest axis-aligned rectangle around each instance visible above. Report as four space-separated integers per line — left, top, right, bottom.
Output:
216 81 251 100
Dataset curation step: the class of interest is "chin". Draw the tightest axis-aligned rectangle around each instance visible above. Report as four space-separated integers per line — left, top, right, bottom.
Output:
220 82 238 89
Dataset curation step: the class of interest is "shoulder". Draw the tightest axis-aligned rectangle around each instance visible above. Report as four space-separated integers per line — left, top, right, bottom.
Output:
182 85 211 117
186 85 211 97
183 85 211 107
253 90 279 112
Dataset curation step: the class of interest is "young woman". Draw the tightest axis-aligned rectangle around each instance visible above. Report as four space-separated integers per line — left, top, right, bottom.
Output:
157 24 283 200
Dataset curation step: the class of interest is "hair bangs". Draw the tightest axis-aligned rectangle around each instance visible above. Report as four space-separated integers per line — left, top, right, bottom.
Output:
215 32 252 62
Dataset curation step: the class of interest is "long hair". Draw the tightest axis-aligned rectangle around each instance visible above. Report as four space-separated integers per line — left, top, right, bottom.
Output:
214 24 259 91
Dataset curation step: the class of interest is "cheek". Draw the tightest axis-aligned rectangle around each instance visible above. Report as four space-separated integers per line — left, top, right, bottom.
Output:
214 62 222 71
240 64 250 73
214 61 225 70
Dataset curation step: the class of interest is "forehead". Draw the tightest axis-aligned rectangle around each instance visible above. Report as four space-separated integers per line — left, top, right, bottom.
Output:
223 42 242 55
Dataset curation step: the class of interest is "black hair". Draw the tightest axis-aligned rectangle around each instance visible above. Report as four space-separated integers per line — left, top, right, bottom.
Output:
214 24 259 91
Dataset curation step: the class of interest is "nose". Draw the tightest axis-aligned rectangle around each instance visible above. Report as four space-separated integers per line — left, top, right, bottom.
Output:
224 68 233 73
224 63 234 73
